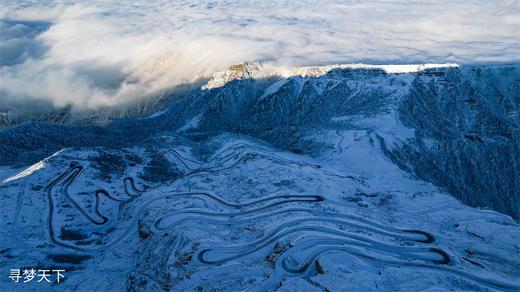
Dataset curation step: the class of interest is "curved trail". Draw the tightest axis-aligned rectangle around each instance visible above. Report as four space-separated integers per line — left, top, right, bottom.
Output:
336 130 345 154
156 144 519 291
45 165 132 250
61 166 126 225
257 239 520 292
159 192 323 209
170 150 304 173
100 191 321 252
172 142 254 166
45 167 79 250
124 177 145 197
156 200 434 243
45 164 434 257
154 208 432 243
41 147 520 291
45 167 323 252
195 222 440 265
169 143 318 175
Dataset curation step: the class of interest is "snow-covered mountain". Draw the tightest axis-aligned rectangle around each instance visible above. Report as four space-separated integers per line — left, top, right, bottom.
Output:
0 63 519 291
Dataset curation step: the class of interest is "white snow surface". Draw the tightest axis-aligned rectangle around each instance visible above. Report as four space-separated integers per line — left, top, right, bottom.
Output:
0 121 519 291
203 62 458 89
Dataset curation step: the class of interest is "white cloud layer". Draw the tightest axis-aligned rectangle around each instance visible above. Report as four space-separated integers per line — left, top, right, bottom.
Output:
0 0 519 113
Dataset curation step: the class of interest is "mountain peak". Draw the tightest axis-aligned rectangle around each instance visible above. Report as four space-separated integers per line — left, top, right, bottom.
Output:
203 61 264 89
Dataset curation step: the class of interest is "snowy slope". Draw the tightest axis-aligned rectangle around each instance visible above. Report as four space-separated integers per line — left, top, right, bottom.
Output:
0 63 519 291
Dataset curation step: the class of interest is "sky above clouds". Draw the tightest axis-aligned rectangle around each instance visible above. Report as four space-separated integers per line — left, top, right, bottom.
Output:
0 0 519 113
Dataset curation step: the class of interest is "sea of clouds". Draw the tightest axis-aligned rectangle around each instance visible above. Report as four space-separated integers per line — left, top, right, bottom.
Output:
0 0 519 115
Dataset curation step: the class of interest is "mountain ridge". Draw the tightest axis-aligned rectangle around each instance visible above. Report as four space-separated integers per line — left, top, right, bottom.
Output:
1 63 519 220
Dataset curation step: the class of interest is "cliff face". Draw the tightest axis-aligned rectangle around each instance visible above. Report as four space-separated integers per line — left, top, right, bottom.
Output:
394 66 519 220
